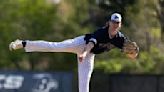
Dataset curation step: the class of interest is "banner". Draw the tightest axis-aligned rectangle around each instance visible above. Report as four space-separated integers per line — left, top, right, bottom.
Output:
0 71 73 92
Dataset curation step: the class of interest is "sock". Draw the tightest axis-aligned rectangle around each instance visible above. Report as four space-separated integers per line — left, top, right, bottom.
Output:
22 41 26 47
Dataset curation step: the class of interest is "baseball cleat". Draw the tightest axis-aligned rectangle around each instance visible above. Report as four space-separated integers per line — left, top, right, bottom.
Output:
9 39 23 51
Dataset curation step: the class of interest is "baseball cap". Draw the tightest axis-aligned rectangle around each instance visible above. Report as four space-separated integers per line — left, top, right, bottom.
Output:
110 13 122 22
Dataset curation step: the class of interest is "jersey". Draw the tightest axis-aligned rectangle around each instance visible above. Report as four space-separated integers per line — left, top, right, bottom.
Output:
84 26 128 54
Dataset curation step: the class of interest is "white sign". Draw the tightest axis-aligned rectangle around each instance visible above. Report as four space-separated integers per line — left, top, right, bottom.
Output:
0 74 24 89
32 74 59 92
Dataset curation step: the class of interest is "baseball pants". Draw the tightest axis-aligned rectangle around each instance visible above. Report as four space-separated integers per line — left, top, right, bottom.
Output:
24 36 95 92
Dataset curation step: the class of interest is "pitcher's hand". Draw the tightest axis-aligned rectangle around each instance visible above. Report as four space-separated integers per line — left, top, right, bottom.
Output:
78 51 87 62
78 42 94 62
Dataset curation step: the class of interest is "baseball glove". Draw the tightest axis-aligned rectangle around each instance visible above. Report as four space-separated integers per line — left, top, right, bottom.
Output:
122 41 139 55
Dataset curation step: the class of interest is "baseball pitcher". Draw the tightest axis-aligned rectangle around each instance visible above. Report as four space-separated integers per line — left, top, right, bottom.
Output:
9 13 139 92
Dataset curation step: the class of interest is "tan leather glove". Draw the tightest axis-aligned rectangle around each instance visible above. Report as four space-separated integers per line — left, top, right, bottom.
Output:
122 41 139 59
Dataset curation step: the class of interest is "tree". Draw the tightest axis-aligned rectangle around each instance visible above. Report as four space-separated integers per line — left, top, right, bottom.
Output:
157 0 164 42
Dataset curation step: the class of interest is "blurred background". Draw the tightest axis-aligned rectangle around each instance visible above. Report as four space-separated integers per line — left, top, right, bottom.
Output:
0 0 164 92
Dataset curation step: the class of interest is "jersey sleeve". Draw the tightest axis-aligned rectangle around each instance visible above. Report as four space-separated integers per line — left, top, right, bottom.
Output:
84 28 105 45
118 32 130 49
110 32 129 49
84 34 97 45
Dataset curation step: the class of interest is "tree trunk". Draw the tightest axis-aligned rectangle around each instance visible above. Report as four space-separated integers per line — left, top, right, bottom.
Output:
159 0 164 42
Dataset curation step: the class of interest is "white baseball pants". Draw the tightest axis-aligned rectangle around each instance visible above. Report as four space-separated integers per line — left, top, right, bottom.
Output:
24 36 95 92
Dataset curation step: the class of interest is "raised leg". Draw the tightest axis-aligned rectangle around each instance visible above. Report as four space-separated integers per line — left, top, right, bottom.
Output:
9 36 86 54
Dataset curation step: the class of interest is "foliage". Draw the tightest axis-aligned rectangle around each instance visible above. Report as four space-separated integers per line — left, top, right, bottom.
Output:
0 0 164 74
95 45 164 74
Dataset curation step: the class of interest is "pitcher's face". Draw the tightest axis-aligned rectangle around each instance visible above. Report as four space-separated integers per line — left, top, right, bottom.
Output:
109 21 121 32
